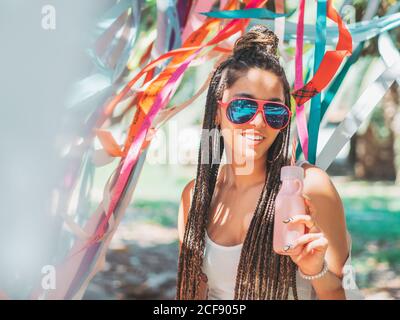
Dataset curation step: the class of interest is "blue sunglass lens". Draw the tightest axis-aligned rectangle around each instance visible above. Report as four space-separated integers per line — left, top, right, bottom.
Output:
264 103 289 129
227 99 258 124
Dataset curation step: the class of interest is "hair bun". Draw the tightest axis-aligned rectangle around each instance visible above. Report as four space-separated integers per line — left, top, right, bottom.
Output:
233 25 279 59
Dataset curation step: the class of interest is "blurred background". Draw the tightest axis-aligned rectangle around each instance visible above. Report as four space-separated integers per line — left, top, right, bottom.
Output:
0 0 399 300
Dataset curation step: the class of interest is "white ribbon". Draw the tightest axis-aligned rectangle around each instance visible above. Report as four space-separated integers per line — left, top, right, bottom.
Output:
316 59 400 170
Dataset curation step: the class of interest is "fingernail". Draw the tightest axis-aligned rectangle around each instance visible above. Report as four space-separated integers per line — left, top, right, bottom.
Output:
282 218 292 224
283 244 291 251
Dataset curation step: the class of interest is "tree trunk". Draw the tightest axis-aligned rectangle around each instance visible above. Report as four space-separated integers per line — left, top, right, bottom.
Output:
354 83 399 181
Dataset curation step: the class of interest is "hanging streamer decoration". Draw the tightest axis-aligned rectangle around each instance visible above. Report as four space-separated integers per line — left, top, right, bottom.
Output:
296 0 381 160
292 0 352 163
294 0 309 161
28 0 271 300
316 1 400 170
306 0 327 164
316 60 400 170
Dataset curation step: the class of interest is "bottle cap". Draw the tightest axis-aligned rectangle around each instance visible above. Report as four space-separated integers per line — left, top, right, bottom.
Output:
280 165 304 181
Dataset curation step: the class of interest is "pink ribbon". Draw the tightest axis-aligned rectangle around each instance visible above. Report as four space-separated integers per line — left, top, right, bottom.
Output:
294 0 309 160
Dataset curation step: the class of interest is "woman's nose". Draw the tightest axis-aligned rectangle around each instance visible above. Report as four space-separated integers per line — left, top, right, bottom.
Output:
248 109 266 127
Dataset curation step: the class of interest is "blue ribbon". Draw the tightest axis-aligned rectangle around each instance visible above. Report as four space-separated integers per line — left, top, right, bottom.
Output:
200 8 295 19
307 0 327 164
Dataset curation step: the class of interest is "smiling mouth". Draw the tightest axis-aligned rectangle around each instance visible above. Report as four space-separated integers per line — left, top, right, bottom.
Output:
241 132 266 142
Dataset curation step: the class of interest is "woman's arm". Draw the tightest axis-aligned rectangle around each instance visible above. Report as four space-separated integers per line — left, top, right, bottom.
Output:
303 165 349 299
178 179 211 300
303 165 349 275
178 179 195 254
286 164 350 299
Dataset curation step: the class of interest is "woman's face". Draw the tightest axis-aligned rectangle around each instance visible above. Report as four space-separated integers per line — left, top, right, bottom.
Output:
216 67 286 163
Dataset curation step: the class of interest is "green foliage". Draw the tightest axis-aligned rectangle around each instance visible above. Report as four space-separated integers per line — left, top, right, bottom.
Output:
129 199 179 227
343 192 400 287
370 106 392 140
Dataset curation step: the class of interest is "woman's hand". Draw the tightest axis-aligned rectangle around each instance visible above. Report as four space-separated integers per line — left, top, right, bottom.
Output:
284 195 329 276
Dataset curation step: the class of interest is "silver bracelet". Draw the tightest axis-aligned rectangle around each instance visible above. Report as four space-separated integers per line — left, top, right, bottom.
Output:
298 259 329 280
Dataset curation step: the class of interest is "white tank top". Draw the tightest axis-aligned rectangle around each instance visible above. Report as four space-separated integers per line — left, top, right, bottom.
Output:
201 230 243 300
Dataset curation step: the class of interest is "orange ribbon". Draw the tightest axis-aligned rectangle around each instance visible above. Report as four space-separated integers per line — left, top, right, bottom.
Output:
291 0 352 106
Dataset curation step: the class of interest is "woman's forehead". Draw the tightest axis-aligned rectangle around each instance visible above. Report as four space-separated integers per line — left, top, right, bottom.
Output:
224 68 285 101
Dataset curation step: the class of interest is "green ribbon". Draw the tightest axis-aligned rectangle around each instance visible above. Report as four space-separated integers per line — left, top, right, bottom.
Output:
307 0 327 164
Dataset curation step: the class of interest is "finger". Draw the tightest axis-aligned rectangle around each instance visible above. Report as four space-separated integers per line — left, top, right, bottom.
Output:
291 237 328 262
303 236 329 255
294 238 328 262
283 232 324 252
283 214 315 229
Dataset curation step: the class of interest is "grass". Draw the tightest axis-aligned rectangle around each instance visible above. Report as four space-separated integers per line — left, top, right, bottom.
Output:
334 180 400 288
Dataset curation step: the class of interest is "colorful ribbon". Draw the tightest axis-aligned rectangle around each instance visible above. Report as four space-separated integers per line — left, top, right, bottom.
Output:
250 12 400 46
35 0 267 300
316 60 400 170
294 0 309 161
92 0 268 245
70 0 264 297
296 0 381 159
291 0 352 106
274 0 291 63
307 0 327 164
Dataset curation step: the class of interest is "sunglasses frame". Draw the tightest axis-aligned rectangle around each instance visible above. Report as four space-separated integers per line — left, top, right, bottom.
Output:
218 97 292 130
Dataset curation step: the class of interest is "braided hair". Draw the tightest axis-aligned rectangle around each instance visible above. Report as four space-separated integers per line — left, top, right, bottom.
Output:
176 25 298 300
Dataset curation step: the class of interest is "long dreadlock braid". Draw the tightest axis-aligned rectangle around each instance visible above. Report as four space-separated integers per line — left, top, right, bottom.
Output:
176 25 298 300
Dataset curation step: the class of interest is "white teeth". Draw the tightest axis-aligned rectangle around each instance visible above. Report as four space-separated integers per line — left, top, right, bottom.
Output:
242 134 265 141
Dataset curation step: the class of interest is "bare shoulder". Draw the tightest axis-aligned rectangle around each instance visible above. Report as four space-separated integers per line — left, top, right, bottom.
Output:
181 178 195 204
180 178 195 216
301 162 343 215
178 179 195 246
178 164 225 246
302 163 335 192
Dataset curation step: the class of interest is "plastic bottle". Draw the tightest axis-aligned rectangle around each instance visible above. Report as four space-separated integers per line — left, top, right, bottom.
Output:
273 165 306 255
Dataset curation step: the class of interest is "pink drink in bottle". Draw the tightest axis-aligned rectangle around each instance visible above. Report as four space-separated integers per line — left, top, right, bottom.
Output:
273 165 306 255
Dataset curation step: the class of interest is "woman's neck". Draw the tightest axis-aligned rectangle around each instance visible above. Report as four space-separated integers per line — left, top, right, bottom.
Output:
222 155 267 190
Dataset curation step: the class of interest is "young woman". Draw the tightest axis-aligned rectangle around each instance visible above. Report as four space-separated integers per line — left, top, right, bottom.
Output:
176 25 362 300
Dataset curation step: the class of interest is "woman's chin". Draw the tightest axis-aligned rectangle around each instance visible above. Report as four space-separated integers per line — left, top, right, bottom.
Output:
243 141 269 157
227 140 269 164
234 148 267 162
